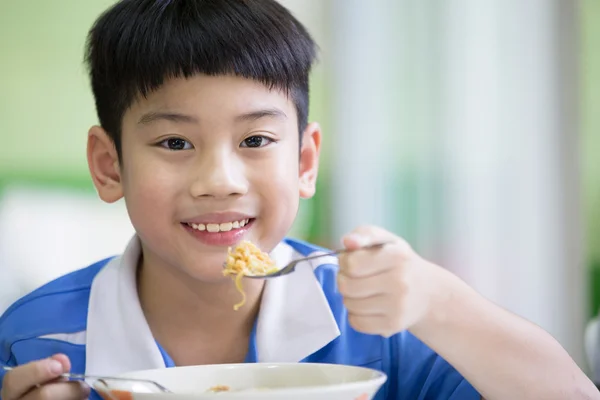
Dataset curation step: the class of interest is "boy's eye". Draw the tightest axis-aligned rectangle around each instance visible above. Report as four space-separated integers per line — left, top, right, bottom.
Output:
241 136 273 148
159 137 193 151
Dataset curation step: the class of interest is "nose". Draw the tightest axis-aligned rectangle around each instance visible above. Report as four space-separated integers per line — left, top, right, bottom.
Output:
189 153 248 199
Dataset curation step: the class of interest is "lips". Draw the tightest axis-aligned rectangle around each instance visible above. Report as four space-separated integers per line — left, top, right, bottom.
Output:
181 212 256 247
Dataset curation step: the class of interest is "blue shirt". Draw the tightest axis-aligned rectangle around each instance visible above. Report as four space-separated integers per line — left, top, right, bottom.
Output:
0 236 480 400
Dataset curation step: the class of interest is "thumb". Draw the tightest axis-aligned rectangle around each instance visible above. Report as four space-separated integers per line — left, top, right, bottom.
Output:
50 354 71 372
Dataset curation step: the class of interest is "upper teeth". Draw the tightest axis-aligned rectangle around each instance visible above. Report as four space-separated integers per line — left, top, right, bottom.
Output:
188 219 250 232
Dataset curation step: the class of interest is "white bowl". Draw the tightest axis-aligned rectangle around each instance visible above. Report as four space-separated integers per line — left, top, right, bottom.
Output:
94 363 387 400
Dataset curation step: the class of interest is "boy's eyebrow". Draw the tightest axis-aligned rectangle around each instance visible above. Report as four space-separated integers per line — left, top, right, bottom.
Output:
137 108 287 126
235 108 287 122
137 111 199 125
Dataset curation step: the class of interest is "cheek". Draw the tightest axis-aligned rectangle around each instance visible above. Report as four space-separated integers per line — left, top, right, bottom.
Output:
256 147 299 200
252 150 300 243
120 154 184 229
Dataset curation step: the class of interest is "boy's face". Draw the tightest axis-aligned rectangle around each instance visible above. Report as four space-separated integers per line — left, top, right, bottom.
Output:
87 75 321 282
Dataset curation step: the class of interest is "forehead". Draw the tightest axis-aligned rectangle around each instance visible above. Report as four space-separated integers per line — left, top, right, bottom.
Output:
124 74 297 125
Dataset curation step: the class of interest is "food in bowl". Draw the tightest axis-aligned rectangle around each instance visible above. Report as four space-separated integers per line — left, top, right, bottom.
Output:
206 385 231 392
206 386 271 393
223 240 278 310
96 389 133 400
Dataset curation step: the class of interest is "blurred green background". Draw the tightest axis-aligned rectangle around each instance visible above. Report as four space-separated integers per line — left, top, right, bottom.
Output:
583 0 600 317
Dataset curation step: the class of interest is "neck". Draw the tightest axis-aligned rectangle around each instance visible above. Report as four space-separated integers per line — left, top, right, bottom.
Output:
137 247 264 365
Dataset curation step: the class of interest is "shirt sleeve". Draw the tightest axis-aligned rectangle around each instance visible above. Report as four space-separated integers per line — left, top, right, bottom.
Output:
387 331 481 400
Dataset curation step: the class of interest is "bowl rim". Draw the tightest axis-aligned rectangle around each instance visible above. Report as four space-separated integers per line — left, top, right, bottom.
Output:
114 362 388 396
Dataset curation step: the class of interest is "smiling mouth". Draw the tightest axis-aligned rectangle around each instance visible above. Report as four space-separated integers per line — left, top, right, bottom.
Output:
184 218 254 233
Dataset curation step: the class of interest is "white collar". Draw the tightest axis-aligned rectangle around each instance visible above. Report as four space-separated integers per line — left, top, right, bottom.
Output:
85 235 340 376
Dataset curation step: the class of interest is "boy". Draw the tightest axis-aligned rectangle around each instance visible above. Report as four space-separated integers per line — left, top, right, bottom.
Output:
0 1 597 399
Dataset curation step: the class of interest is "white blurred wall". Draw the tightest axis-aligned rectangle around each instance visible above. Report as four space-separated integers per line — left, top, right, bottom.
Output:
0 186 134 312
328 0 586 367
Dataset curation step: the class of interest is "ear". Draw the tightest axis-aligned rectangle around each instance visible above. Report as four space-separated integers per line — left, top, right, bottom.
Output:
87 125 124 203
298 122 322 199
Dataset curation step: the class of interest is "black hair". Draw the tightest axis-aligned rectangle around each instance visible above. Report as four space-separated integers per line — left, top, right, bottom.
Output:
84 0 317 157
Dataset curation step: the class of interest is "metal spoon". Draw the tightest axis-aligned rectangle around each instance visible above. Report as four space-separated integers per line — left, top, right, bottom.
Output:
226 242 390 279
1 366 172 393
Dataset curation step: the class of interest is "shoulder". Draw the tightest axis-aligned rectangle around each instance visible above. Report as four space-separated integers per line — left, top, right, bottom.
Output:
0 258 112 364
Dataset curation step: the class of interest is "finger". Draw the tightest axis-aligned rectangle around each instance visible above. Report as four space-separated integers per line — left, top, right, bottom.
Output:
343 294 389 316
20 381 90 400
2 358 65 400
338 273 390 299
348 313 396 337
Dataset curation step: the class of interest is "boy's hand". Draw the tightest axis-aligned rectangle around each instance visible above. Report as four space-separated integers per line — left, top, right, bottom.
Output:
338 225 443 338
1 354 90 400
